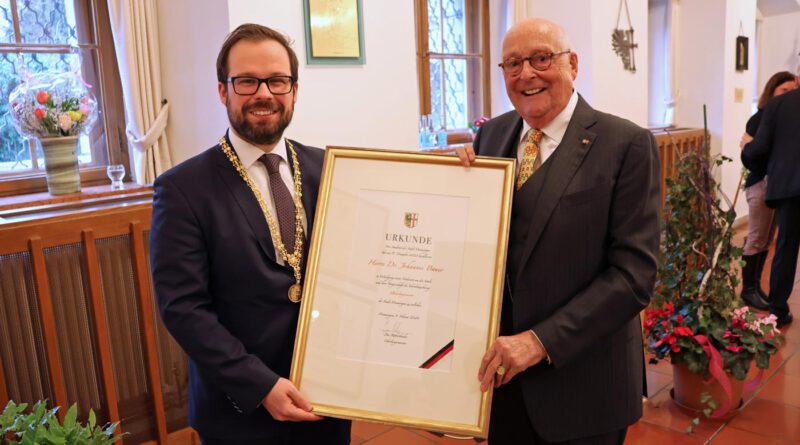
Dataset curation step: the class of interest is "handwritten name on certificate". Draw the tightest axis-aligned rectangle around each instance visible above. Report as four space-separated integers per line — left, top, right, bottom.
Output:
336 189 469 371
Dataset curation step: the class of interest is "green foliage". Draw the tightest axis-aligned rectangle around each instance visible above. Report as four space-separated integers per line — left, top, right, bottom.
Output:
0 401 121 445
643 148 782 417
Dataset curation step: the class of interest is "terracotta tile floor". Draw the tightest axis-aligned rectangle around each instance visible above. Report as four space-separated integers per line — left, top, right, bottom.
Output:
349 230 800 444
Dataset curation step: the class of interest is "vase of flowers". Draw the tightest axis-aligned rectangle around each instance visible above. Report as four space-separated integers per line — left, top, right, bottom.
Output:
8 70 98 195
644 141 781 421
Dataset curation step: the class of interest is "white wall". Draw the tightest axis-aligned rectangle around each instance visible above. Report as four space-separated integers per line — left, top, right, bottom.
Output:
648 0 669 126
159 1 420 164
490 0 513 116
722 0 758 219
526 0 594 100
757 10 800 93
674 0 756 218
589 0 649 127
228 1 420 152
157 0 230 164
523 0 650 127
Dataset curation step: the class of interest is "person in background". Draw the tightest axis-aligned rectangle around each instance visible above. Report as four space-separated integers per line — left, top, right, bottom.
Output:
150 23 350 444
742 75 800 328
457 18 660 445
738 71 797 310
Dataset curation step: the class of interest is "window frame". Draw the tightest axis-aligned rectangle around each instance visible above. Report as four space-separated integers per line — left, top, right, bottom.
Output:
0 0 129 197
414 0 491 144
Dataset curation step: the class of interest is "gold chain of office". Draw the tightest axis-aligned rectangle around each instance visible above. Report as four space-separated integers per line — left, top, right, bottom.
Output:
219 136 305 302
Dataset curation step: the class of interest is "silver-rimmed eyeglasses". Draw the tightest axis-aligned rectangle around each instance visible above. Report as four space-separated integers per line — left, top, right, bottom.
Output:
498 50 571 76
228 75 295 95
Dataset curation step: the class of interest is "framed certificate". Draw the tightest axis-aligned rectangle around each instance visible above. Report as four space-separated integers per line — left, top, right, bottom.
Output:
290 147 515 437
303 0 365 64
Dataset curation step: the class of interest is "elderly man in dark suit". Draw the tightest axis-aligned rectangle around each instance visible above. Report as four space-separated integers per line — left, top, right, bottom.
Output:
458 18 660 444
742 87 800 328
150 24 350 445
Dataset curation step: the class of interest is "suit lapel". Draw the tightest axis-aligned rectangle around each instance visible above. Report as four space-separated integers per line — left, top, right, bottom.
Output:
514 97 598 279
213 135 278 264
480 113 523 159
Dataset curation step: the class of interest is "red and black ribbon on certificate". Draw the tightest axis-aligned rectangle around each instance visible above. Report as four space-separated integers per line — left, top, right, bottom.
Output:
419 340 454 369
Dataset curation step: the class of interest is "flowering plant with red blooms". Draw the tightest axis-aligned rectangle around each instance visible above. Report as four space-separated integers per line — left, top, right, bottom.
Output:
644 149 781 390
645 303 780 380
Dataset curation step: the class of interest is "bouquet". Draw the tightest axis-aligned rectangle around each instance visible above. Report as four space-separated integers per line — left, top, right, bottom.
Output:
8 70 98 139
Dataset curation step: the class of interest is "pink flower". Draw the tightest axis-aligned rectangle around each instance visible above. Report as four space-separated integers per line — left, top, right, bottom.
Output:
723 330 741 339
36 90 49 104
725 344 744 353
34 108 45 119
79 103 91 114
734 306 750 318
58 113 72 131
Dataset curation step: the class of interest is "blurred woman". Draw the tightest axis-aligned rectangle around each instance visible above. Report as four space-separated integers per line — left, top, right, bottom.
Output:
739 71 798 309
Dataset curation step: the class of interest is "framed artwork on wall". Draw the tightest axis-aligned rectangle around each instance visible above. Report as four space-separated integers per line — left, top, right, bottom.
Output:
303 0 365 65
736 36 748 71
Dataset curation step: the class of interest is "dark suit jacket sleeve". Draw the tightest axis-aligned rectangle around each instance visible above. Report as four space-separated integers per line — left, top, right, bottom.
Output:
742 100 777 173
151 174 279 414
534 129 660 367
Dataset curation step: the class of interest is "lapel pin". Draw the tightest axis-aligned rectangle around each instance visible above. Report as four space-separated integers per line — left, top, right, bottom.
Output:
581 138 590 145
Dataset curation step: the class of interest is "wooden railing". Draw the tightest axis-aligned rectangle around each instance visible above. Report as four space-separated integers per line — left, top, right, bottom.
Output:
651 127 707 208
0 188 197 445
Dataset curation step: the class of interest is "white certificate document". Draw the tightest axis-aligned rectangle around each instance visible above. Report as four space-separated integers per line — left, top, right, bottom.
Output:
336 190 468 371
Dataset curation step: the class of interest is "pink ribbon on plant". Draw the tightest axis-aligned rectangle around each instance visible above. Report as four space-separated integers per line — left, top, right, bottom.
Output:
745 368 764 391
693 334 733 418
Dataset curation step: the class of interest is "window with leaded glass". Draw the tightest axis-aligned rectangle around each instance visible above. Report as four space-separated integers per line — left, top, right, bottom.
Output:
416 0 489 142
0 0 126 196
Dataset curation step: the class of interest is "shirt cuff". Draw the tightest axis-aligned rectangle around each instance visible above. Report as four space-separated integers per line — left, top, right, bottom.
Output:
529 329 552 365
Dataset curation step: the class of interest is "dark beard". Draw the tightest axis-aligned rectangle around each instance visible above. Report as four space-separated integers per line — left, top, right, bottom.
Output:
227 99 293 146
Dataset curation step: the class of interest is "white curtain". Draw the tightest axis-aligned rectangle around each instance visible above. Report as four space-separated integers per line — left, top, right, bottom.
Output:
666 0 680 125
107 0 171 184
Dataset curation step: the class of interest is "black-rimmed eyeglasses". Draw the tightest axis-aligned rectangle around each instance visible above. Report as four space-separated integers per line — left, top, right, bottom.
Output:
498 50 571 76
228 76 295 95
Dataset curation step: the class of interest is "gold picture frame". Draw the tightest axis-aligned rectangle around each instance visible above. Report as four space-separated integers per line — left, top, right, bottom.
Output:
290 147 515 437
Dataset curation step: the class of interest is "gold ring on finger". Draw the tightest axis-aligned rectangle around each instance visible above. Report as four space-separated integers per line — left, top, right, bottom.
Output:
496 365 506 376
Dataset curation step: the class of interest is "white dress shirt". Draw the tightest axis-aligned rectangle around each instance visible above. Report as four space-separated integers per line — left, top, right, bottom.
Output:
228 129 308 265
515 90 580 174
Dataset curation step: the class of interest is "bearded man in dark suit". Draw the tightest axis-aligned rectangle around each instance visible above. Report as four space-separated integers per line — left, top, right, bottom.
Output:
150 24 349 445
742 86 800 328
458 18 660 444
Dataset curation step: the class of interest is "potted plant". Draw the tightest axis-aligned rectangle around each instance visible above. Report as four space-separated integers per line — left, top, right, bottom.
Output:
7 69 98 195
1 400 120 444
643 140 781 420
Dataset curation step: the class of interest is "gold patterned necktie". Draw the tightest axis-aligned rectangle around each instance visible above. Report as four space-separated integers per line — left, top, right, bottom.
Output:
517 128 543 190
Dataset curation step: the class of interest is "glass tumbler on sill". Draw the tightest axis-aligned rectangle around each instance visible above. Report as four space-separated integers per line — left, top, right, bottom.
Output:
107 164 126 189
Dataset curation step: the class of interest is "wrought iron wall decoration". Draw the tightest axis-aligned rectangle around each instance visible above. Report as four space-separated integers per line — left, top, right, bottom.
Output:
612 0 638 72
